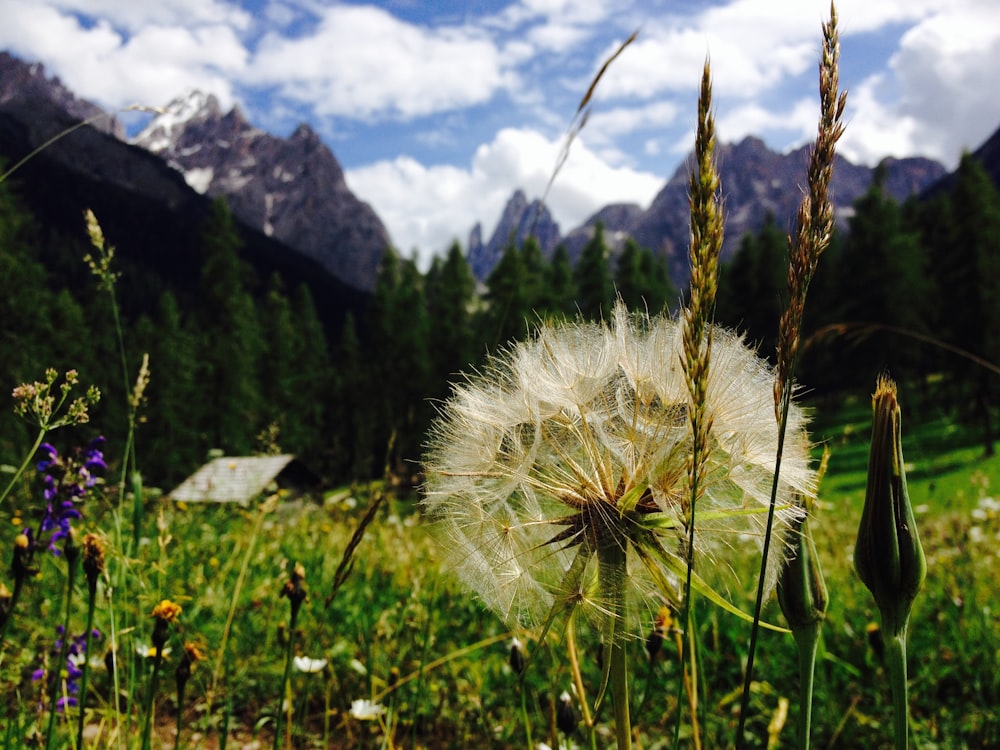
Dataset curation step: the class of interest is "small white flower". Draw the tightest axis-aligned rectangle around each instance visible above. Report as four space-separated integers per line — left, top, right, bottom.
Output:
134 644 171 659
349 699 385 720
349 658 367 675
293 656 327 673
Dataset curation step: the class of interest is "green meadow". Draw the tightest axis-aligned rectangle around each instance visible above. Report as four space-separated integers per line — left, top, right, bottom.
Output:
2 387 997 749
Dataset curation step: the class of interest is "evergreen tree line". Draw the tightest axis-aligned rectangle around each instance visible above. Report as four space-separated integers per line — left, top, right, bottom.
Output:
0 181 677 488
2 153 998 487
715 154 1000 453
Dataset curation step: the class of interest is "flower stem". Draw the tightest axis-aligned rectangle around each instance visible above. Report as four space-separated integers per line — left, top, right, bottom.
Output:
884 629 910 750
273 605 299 750
141 650 165 750
76 587 98 750
792 622 821 750
609 635 631 750
45 559 76 750
0 428 47 508
0 576 25 650
597 539 631 750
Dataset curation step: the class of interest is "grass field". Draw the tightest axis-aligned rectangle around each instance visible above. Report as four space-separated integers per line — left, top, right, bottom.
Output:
3 385 998 749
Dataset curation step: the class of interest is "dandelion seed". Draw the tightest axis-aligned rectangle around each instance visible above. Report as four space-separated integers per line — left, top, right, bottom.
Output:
423 302 815 640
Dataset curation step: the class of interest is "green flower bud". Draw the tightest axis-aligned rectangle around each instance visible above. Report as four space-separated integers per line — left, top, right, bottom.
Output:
854 377 926 637
777 510 828 632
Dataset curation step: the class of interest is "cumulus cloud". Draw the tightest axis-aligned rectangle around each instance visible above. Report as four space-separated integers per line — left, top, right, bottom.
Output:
39 0 252 32
345 127 662 268
0 0 247 110
595 0 822 101
716 98 820 148
247 5 511 120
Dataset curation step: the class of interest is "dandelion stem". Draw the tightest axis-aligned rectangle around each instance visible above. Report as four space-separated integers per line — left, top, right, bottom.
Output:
565 615 594 733
0 576 24 650
518 679 532 749
884 629 910 750
141 648 164 750
792 622 821 750
597 538 631 750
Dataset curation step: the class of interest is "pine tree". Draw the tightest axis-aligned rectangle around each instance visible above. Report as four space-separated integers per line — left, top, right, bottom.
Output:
143 291 201 485
520 235 548 314
259 274 300 451
574 222 614 321
331 310 374 481
482 241 531 348
289 284 333 466
425 241 477 391
615 239 677 314
369 249 432 475
835 172 930 387
934 154 1000 454
716 215 787 357
541 244 577 320
196 198 264 454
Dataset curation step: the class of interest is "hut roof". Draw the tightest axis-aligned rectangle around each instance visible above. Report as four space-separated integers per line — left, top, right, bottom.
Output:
168 455 318 504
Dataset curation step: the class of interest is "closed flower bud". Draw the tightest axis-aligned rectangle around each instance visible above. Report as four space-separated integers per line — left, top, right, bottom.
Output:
556 690 577 736
777 511 828 632
854 377 926 637
508 637 526 676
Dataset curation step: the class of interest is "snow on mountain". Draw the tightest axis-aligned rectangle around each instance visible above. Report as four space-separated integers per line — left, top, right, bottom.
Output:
133 90 391 291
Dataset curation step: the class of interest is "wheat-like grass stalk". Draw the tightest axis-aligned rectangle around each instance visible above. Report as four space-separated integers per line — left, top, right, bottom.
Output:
739 4 846 747
675 57 725 750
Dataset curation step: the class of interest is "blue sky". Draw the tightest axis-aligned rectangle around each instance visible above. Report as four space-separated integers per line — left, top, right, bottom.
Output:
2 0 999 266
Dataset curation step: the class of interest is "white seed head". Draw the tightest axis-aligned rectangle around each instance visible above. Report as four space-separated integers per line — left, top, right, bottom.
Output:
423 302 815 637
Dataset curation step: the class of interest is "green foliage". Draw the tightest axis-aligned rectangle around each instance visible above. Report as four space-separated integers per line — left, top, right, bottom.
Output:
196 199 264 455
541 244 577 319
425 241 478 393
717 214 788 358
368 249 432 471
482 240 532 348
574 221 614 320
615 238 676 315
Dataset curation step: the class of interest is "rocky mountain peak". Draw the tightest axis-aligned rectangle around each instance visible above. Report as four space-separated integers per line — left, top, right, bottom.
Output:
467 190 561 279
0 51 123 138
132 89 389 290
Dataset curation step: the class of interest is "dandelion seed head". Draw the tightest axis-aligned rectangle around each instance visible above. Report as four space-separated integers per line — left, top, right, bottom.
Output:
423 303 815 637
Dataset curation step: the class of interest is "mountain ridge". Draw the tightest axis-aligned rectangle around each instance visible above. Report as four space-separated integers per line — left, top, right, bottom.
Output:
133 90 392 291
0 53 367 331
471 136 948 285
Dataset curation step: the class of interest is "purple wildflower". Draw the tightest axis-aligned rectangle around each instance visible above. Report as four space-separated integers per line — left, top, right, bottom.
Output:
32 626 101 713
33 438 105 556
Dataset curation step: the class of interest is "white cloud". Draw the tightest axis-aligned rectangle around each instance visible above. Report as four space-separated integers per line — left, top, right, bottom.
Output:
42 0 252 32
596 0 825 102
716 98 820 149
840 0 1000 167
345 127 662 268
0 0 247 110
247 5 510 120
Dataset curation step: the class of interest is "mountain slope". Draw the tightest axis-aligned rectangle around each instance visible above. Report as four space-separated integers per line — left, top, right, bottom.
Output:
0 58 366 330
470 136 947 284
630 136 946 285
134 91 391 291
466 189 561 278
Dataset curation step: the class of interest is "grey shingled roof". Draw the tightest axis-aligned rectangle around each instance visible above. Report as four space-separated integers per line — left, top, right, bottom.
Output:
169 455 313 504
